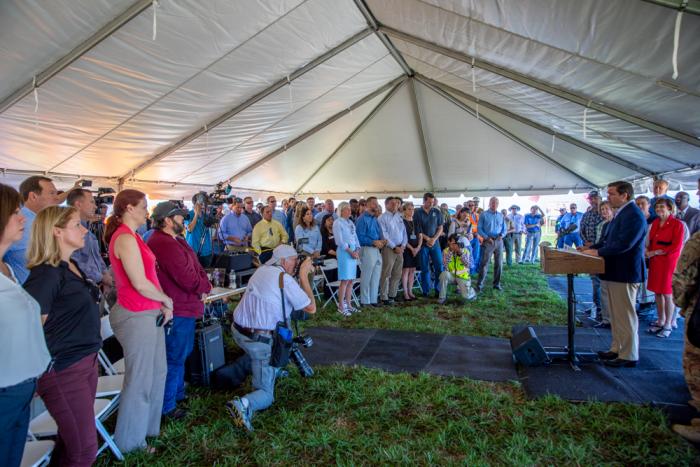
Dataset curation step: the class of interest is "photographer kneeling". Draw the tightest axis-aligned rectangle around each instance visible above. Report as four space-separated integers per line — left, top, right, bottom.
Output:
225 244 315 431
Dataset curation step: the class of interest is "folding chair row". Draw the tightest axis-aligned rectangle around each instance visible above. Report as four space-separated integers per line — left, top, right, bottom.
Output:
320 258 360 309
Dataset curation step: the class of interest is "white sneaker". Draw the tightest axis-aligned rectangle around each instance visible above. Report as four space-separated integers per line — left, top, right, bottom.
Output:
337 306 351 317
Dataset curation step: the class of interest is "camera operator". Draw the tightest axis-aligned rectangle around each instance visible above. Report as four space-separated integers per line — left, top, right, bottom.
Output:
225 245 316 432
186 192 213 268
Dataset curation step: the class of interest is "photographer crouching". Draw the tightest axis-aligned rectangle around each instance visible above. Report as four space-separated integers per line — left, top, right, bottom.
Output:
225 244 316 431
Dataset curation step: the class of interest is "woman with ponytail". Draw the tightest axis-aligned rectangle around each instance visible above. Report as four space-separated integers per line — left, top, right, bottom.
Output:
105 189 173 454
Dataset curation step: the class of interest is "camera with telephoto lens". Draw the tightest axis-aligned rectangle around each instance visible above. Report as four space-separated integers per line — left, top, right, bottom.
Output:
288 310 314 377
294 238 324 276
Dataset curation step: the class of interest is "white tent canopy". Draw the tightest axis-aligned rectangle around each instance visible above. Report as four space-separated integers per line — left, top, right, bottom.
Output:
1 0 698 199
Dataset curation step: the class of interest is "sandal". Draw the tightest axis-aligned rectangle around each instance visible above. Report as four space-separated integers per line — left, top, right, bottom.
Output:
647 325 663 334
657 327 672 338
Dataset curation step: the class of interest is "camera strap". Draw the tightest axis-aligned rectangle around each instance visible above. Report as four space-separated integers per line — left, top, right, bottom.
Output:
278 271 287 324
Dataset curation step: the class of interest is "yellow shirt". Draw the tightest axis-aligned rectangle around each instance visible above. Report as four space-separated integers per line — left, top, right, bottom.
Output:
252 219 289 253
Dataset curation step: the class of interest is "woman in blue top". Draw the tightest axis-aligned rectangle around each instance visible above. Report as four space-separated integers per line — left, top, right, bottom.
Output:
294 207 321 256
332 202 360 316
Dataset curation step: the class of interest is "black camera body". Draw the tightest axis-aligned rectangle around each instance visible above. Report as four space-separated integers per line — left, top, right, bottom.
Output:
94 187 116 205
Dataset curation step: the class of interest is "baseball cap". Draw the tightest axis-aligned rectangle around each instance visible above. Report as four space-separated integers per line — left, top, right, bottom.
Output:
587 190 600 198
151 201 189 221
265 244 298 265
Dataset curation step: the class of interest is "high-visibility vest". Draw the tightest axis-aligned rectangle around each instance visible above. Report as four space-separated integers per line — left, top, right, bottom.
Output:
444 248 470 280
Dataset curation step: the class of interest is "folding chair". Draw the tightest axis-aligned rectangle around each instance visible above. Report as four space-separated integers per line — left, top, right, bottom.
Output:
28 398 124 461
99 315 124 376
321 259 360 308
20 440 54 467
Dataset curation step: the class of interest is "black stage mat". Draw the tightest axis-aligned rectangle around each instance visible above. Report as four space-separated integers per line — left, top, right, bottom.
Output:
304 327 518 382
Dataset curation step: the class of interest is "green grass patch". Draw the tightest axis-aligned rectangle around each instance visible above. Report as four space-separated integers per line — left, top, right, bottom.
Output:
96 264 697 465
97 366 695 466
309 263 565 338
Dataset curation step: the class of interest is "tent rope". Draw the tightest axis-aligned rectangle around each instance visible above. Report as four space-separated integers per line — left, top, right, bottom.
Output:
152 0 159 41
287 75 293 112
32 76 39 113
551 133 556 154
582 101 591 139
672 2 687 79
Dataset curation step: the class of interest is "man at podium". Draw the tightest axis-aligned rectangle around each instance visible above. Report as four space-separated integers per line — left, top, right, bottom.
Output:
582 181 646 368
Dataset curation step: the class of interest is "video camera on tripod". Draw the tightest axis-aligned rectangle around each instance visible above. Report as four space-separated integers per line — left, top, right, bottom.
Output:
193 181 233 227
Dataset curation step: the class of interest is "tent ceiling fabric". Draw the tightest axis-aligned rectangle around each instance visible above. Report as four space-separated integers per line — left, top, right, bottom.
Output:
0 0 698 199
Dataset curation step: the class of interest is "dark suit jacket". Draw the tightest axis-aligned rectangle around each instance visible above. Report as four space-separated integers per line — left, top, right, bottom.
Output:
591 201 646 283
680 206 700 236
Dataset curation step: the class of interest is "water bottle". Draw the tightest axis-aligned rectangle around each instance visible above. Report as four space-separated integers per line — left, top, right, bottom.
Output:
228 270 237 289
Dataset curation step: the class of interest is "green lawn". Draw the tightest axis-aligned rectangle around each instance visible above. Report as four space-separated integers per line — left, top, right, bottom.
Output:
96 264 697 466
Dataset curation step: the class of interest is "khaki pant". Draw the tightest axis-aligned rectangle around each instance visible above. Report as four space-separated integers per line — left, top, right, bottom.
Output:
380 247 403 301
438 271 475 301
601 280 640 361
109 305 167 453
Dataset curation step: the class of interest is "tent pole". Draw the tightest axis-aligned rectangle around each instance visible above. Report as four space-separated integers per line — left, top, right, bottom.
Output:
640 0 699 15
225 76 406 184
0 0 153 116
381 26 700 148
419 79 599 189
294 79 408 195
353 0 413 76
117 28 373 184
414 75 659 177
408 78 435 191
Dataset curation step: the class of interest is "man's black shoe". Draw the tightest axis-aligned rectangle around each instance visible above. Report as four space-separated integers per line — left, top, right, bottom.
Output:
597 351 618 360
604 358 637 368
163 408 188 421
370 303 381 308
382 299 395 306
493 284 503 291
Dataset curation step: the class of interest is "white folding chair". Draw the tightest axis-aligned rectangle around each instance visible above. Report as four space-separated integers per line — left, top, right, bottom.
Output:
20 440 54 467
99 315 125 376
321 259 360 308
29 398 124 461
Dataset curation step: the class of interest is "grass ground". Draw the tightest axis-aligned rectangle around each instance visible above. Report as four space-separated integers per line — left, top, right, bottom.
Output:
97 262 697 466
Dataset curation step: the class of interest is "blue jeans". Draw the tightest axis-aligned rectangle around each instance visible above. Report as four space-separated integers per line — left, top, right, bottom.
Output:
470 237 481 275
162 316 196 414
419 242 443 295
562 232 583 248
0 378 36 467
231 329 276 415
523 231 541 262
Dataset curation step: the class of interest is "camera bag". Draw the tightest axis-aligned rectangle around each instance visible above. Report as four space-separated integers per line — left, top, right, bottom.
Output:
270 272 293 368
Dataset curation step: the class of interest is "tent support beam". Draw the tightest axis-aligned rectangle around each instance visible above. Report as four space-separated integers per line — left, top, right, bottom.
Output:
380 26 700 148
414 75 658 177
295 79 408 195
640 0 700 15
117 27 373 184
353 0 413 76
225 76 406 184
419 79 599 189
0 0 153 115
408 78 435 191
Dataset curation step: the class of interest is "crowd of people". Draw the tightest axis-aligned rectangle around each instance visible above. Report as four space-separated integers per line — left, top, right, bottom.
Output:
1 173 700 464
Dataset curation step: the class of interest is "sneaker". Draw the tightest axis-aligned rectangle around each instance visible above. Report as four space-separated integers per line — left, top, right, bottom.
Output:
672 424 700 443
337 306 351 317
493 284 503 291
437 298 446 305
466 289 477 300
226 397 253 432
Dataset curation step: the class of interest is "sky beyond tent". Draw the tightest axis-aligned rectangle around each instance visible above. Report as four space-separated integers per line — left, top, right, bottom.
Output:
0 0 698 200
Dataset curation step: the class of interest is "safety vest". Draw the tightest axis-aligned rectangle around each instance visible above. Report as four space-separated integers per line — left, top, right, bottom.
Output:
444 248 470 280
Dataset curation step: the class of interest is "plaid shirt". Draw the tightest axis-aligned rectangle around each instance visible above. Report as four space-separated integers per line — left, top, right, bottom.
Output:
580 208 604 243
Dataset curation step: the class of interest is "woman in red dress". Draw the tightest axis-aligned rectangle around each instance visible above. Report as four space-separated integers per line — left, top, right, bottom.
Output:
646 198 685 338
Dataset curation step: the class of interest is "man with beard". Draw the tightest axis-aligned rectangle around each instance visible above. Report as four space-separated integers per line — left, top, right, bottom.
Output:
147 201 212 420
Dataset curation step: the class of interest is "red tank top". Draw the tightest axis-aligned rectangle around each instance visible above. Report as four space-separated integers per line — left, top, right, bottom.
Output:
109 223 162 311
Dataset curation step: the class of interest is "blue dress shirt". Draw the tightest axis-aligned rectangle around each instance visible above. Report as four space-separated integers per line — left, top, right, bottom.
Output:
355 212 384 247
3 206 35 284
560 212 583 232
272 209 286 227
294 225 322 254
477 209 507 239
219 212 252 246
71 221 108 284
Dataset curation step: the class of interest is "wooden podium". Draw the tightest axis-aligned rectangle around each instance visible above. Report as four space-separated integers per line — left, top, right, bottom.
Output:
540 245 605 369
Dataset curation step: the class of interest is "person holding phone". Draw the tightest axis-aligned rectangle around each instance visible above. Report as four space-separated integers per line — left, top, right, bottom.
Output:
104 189 173 454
